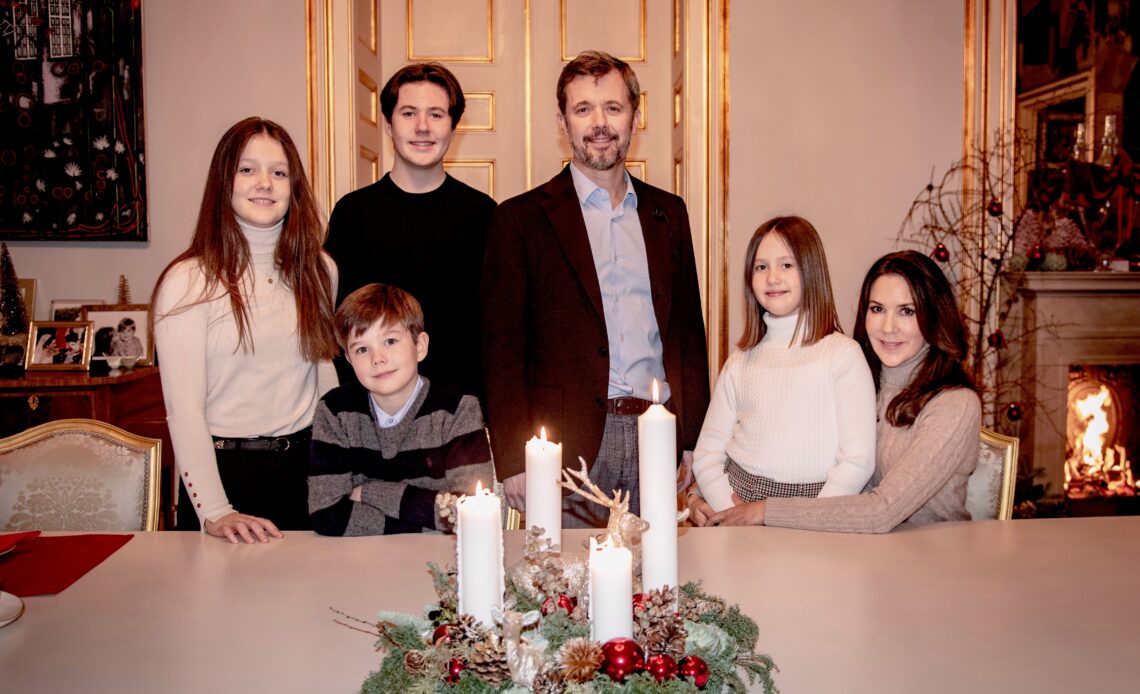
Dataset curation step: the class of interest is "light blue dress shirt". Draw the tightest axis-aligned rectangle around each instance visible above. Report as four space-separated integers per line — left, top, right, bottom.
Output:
568 163 670 403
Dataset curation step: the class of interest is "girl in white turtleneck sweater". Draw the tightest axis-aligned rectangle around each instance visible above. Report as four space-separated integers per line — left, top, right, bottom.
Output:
690 216 876 515
152 118 338 544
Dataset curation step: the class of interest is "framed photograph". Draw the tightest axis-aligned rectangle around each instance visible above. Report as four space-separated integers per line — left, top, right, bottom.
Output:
24 321 94 371
16 278 36 319
51 299 104 322
82 304 152 365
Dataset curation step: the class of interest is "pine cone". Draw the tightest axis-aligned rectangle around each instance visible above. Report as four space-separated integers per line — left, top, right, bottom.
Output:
534 556 569 598
403 650 429 674
640 613 688 660
635 586 687 658
467 637 510 685
558 637 603 684
532 667 567 694
634 586 675 630
435 492 458 531
453 613 486 644
678 587 726 622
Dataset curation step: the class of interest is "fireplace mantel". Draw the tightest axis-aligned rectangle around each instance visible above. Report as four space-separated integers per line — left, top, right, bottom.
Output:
1005 271 1140 498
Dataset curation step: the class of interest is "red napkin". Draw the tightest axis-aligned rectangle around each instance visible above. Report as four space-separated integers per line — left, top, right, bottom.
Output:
0 530 41 554
0 534 133 597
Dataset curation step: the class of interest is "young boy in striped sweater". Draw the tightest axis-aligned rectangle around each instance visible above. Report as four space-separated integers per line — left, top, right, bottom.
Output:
308 283 493 535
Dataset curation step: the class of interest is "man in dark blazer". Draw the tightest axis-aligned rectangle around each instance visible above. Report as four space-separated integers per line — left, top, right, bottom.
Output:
481 51 710 527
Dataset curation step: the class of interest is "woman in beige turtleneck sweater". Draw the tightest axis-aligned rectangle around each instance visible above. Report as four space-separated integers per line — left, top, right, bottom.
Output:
691 250 980 533
153 118 338 544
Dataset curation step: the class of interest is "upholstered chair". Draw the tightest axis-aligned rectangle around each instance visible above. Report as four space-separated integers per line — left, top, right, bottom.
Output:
966 427 1019 521
0 419 160 531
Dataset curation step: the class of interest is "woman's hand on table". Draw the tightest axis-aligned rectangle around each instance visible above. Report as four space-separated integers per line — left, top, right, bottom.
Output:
706 493 766 526
686 490 715 527
204 512 283 544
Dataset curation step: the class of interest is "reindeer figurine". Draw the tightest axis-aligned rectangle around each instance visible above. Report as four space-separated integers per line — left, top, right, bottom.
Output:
559 458 651 577
492 607 546 689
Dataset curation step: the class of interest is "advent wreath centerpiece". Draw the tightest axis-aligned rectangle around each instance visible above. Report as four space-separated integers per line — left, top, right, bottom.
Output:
345 464 779 693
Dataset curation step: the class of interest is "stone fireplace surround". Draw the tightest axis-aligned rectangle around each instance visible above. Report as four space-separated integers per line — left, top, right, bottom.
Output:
1006 272 1140 499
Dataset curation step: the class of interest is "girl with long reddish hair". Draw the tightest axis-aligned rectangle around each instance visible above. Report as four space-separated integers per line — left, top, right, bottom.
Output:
153 117 338 543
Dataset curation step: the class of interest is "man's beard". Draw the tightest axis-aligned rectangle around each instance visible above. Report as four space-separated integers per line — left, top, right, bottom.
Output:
570 126 632 171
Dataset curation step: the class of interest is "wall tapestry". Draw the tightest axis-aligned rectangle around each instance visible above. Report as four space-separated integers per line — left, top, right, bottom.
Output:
0 0 146 241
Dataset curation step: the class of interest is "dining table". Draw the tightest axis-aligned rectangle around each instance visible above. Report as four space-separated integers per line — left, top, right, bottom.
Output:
1 516 1138 693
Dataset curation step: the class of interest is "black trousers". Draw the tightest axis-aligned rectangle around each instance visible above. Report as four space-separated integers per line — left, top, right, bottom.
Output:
176 428 312 532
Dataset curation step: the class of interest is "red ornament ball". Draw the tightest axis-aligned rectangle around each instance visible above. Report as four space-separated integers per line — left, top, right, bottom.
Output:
986 198 1003 217
645 653 679 683
542 594 578 615
557 594 577 613
600 637 645 683
432 623 452 645
679 655 711 688
986 330 1006 349
632 593 647 612
1028 244 1044 262
445 658 465 683
931 243 950 263
1006 402 1022 422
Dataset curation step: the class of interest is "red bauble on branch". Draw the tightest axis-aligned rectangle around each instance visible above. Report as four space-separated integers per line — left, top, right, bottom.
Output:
645 653 679 682
931 243 950 263
600 637 645 683
431 623 452 645
679 654 711 687
986 330 1007 349
445 658 465 683
986 198 1003 217
631 593 647 612
1006 402 1022 422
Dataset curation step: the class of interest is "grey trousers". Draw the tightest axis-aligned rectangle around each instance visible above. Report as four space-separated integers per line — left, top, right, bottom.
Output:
562 413 642 528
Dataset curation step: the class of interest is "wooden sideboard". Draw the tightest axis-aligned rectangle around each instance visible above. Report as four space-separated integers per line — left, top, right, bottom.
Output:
0 366 176 527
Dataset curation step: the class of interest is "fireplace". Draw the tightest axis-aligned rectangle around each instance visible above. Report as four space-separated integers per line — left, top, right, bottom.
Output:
1065 365 1138 498
1005 272 1140 503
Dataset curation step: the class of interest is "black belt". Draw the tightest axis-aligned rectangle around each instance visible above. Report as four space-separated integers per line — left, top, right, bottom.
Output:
607 397 653 416
213 428 310 453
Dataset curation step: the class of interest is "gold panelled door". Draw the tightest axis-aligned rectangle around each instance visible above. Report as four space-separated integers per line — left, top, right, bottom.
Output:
311 0 727 377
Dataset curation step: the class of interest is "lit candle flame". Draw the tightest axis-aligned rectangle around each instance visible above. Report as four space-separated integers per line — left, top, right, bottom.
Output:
474 480 485 495
652 379 660 404
540 426 547 441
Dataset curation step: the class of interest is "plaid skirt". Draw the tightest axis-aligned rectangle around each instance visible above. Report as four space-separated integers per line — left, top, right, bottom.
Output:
726 456 824 502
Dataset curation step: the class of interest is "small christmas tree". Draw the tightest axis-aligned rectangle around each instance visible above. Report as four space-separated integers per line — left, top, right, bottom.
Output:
117 274 132 304
0 243 29 336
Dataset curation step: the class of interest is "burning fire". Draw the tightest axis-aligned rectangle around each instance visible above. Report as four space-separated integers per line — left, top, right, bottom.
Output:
1065 385 1136 498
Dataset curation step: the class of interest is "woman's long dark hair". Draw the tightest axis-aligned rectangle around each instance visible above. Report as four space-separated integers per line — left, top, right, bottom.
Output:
152 117 337 361
853 251 976 426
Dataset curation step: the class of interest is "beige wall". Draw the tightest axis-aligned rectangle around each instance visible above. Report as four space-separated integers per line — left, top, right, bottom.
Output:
7 0 309 319
727 1 963 344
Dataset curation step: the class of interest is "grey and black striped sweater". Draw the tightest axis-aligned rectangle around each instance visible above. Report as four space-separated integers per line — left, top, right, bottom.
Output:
308 377 493 536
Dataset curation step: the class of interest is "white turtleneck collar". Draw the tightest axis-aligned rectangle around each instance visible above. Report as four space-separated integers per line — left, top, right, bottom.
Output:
237 218 283 266
761 311 802 346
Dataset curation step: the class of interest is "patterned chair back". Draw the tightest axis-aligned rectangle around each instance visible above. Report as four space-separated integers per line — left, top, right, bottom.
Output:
966 427 1019 521
0 419 160 531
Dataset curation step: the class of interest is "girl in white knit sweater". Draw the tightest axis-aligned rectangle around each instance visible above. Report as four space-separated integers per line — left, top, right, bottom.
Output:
153 118 338 544
689 216 876 517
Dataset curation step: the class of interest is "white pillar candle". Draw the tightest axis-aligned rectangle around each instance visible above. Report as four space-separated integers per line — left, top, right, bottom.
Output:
588 536 633 642
456 482 504 627
638 379 678 595
525 427 562 549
